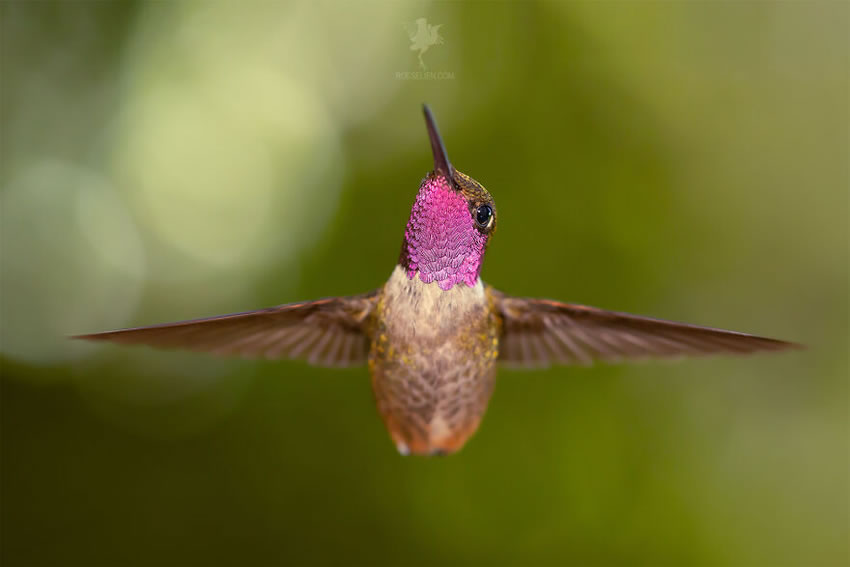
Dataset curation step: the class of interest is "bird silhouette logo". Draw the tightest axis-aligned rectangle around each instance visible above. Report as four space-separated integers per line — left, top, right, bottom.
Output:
405 18 444 70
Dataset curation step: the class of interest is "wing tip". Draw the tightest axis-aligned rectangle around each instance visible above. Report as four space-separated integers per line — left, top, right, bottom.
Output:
753 336 805 352
70 332 111 341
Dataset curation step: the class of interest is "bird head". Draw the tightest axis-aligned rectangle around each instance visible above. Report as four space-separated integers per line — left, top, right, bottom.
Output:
399 105 497 291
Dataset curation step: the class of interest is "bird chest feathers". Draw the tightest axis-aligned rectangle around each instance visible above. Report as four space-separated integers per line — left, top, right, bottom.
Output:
377 265 494 342
368 265 501 455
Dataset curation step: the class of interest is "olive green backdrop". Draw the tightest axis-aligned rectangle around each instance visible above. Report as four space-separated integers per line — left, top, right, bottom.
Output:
1 1 847 566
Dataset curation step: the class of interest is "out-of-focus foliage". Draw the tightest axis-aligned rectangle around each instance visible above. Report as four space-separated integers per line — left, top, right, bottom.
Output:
1 2 846 565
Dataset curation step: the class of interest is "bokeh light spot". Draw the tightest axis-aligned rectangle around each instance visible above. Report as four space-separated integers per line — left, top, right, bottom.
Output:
0 160 145 367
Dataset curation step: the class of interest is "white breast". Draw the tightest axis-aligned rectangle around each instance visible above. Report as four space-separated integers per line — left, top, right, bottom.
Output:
382 264 486 339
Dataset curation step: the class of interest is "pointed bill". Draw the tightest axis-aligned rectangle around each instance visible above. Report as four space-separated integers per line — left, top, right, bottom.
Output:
423 104 454 177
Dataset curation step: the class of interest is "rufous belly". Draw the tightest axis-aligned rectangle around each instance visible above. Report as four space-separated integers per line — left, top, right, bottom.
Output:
369 265 501 455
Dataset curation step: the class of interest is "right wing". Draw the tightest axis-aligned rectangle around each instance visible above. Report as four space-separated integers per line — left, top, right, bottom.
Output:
74 292 379 367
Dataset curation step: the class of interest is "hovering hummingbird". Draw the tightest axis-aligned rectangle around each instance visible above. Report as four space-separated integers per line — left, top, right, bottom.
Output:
77 105 800 456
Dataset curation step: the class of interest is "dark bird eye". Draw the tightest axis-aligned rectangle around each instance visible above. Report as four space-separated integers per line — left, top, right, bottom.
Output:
475 204 493 229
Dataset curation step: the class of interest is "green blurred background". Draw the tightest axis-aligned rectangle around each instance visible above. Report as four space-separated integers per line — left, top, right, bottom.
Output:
1 1 847 565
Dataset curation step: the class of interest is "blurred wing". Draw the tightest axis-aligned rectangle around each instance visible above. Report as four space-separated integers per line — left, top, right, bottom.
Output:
491 290 800 368
74 292 379 367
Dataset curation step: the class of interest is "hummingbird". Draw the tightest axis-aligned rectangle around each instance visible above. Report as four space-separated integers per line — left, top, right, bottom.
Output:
76 105 800 456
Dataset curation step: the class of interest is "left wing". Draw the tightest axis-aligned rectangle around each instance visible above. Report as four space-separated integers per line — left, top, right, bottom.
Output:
74 292 379 367
491 289 801 368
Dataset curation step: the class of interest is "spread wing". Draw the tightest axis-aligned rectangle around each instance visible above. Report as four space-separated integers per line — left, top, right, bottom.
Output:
74 292 379 367
491 290 801 368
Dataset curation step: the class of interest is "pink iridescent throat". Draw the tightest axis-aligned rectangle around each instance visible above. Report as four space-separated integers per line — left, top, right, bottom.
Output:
399 175 488 291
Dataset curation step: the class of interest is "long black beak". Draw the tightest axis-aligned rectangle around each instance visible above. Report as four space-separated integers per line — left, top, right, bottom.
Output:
423 104 454 177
